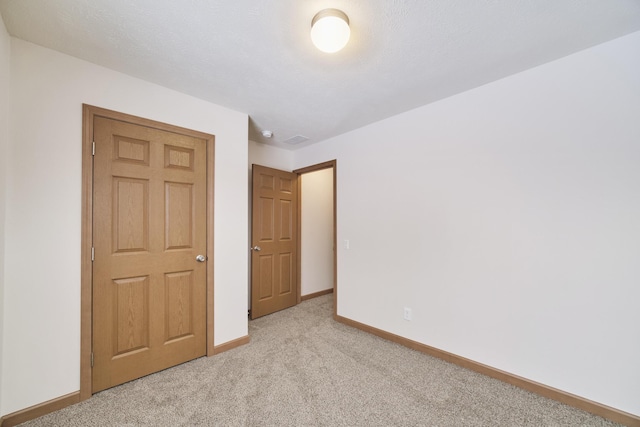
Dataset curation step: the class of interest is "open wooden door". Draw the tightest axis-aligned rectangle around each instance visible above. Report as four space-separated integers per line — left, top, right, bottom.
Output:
250 165 298 319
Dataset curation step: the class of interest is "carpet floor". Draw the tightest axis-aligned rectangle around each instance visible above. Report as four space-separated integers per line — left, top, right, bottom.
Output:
20 295 619 426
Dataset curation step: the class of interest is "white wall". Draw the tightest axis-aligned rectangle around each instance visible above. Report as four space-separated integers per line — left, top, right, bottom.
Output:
0 13 11 416
293 31 640 416
300 169 334 296
1 38 249 416
248 140 294 172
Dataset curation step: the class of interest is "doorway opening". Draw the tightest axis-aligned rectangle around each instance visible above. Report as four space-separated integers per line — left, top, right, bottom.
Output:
294 161 337 319
249 160 337 319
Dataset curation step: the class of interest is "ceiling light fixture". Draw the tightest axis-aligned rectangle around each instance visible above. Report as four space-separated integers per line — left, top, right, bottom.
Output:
310 9 350 53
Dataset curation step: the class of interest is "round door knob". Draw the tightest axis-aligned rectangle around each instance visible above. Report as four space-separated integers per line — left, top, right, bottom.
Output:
251 246 261 252
196 254 207 262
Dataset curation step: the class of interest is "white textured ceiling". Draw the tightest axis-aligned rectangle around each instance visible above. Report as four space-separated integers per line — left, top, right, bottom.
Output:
2 0 640 149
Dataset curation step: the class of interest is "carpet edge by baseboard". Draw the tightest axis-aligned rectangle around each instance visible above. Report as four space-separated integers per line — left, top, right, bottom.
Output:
334 315 640 427
0 391 80 427
301 288 334 301
212 335 250 355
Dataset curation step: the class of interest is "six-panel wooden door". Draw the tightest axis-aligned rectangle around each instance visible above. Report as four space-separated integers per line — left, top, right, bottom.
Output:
92 116 207 392
251 165 298 319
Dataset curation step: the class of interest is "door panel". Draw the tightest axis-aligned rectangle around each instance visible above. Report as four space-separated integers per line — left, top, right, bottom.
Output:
251 165 298 319
165 182 194 249
112 177 149 252
113 275 149 356
164 270 194 341
92 117 207 392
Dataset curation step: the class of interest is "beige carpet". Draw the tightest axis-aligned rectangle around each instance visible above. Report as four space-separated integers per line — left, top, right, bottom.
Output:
21 295 619 426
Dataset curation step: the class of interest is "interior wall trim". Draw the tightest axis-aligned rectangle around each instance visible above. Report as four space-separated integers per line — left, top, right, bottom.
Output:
334 315 640 427
212 335 250 355
0 392 80 427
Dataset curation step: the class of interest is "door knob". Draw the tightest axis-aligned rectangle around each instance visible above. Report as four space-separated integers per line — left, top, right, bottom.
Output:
196 254 207 262
251 246 261 252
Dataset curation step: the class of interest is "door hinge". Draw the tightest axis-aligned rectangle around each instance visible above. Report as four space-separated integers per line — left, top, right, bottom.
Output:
91 247 95 261
91 352 94 367
92 141 95 156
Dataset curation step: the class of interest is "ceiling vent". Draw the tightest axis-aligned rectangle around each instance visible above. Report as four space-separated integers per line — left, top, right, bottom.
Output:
283 135 310 145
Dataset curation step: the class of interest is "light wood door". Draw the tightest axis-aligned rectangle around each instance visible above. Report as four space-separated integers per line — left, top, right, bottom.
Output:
92 117 207 392
251 165 298 319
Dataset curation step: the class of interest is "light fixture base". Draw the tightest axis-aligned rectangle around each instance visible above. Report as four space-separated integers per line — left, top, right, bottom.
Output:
311 8 349 28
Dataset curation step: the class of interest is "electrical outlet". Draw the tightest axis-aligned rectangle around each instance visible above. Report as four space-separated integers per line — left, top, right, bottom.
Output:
403 307 412 321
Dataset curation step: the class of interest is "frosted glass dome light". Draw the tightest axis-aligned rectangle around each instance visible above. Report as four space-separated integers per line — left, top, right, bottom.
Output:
310 9 350 53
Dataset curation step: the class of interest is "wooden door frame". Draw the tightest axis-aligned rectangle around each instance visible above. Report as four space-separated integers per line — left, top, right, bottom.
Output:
80 104 215 400
293 160 337 318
